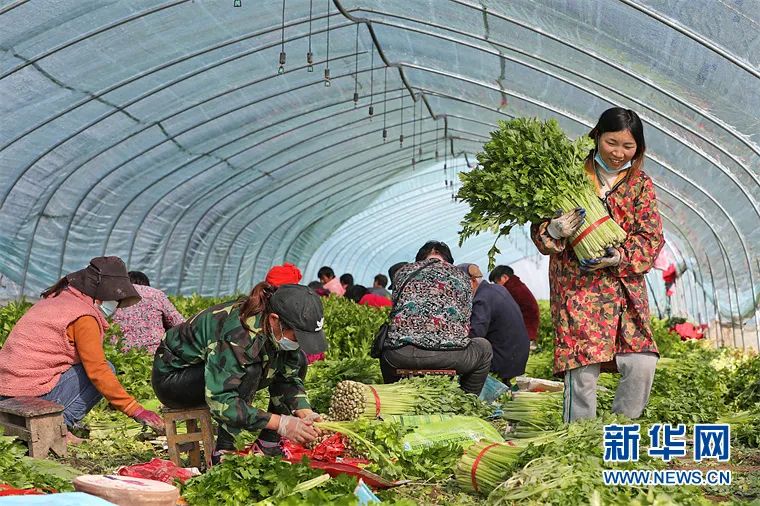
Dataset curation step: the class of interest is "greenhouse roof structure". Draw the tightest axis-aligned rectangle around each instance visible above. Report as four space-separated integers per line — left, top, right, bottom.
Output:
0 0 758 347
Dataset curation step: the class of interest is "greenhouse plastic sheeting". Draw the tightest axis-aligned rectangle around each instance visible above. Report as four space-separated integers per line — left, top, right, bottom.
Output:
0 1 757 342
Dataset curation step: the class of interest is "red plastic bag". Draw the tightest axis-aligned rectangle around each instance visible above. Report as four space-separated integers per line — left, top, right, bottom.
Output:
673 322 704 341
117 458 197 484
0 484 47 496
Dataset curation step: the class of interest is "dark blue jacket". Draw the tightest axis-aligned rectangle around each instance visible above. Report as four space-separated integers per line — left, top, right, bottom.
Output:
469 282 530 380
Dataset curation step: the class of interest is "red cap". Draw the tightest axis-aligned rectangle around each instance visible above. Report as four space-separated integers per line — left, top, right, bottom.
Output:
266 263 303 287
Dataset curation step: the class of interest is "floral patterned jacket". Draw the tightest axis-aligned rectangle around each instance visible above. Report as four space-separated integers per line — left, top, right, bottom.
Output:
112 284 185 352
385 258 472 350
531 167 664 375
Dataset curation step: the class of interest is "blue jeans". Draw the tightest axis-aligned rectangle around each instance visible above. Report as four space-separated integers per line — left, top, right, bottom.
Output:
41 363 113 427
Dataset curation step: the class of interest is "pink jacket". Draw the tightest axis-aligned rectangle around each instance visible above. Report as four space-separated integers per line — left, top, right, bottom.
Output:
0 287 107 397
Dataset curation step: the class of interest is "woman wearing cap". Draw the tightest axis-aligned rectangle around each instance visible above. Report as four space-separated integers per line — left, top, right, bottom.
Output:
0 257 165 439
152 283 328 456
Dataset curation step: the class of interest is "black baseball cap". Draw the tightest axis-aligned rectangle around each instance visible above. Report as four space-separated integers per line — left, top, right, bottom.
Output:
270 284 329 355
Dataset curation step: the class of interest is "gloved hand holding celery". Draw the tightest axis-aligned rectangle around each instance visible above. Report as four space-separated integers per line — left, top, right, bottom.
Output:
457 118 627 263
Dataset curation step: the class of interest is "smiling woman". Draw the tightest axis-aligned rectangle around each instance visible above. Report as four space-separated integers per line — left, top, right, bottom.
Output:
531 107 665 424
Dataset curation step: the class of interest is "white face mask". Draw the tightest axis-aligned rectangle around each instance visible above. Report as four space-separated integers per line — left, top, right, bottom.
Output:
275 320 300 351
99 300 119 318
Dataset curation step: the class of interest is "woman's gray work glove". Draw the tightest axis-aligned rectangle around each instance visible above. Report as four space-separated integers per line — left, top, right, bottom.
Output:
547 208 586 239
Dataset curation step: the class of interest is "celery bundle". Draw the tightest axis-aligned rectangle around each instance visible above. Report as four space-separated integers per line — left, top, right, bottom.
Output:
502 391 563 438
457 117 627 263
327 376 492 421
455 440 524 494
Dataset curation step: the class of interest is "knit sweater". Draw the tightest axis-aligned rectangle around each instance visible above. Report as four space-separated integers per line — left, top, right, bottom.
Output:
0 287 139 415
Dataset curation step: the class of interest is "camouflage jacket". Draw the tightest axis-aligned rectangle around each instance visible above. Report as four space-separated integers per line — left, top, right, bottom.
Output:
153 300 310 435
531 168 663 375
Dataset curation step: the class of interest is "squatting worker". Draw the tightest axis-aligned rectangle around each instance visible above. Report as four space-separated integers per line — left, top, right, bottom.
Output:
531 107 663 422
152 283 328 458
0 257 164 439
379 241 493 395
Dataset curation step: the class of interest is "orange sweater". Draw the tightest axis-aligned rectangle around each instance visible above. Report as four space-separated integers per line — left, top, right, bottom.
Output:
66 316 140 416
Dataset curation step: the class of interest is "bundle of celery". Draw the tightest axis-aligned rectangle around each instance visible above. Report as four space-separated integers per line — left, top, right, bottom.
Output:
455 440 524 494
327 376 492 421
457 117 627 263
502 391 563 438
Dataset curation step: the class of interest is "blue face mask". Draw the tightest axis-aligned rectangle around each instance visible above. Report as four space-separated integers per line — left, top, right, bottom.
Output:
275 320 300 351
99 300 118 318
594 151 631 174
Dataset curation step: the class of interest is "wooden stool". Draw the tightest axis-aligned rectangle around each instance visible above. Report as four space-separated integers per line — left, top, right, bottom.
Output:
163 406 215 469
396 369 457 378
0 397 67 458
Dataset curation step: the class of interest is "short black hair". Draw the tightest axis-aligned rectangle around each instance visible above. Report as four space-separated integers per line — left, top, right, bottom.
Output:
345 284 368 303
307 281 323 290
387 262 408 290
340 273 354 287
128 271 150 286
374 274 388 288
317 266 335 279
415 241 454 264
488 265 513 283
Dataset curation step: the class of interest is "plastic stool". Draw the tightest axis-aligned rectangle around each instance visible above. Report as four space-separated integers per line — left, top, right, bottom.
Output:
162 406 215 469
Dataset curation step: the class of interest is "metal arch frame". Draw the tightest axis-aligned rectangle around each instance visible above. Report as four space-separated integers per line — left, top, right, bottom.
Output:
56 54 376 279
15 23 363 288
704 254 726 346
656 193 743 346
66 58 380 280
318 155 478 268
0 0 31 16
174 68 753 324
0 0 192 80
657 217 716 339
276 153 497 266
288 151 484 274
445 0 760 155
343 8 760 190
225 134 486 294
179 125 479 292
659 206 726 343
183 67 600 291
148 93 411 288
406 72 760 333
125 83 407 269
616 0 760 79
233 149 477 293
2 4 753 318
256 153 454 291
7 8 756 292
0 9 346 154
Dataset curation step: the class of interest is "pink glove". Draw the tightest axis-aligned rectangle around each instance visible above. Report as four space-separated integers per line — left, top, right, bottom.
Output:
133 408 165 434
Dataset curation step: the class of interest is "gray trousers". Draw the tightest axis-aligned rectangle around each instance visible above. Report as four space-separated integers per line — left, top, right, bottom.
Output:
380 338 493 394
563 352 658 423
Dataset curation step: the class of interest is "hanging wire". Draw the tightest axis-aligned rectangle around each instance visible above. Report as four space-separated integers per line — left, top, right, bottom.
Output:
443 124 448 187
382 67 388 141
418 97 423 159
306 0 314 71
411 94 417 166
353 23 359 105
399 90 404 147
278 0 286 74
324 0 331 86
368 46 374 118
233 0 241 7
435 121 439 160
